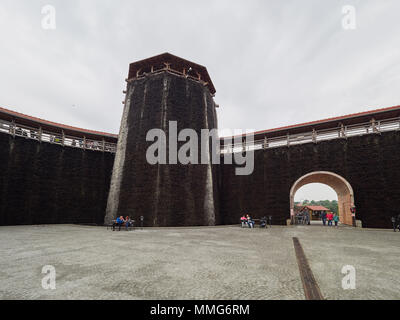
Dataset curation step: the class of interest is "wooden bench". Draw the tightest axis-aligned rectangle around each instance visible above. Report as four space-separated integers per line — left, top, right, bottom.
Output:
106 220 136 231
240 219 268 228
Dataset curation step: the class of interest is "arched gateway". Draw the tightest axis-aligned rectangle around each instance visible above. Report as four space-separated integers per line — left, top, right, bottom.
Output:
290 171 355 225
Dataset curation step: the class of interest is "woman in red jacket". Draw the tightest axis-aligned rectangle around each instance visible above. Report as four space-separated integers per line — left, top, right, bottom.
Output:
327 212 334 226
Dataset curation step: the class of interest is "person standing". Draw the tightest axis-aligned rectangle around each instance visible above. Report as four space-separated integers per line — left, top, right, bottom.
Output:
321 211 327 226
333 213 339 227
327 212 334 226
307 212 311 225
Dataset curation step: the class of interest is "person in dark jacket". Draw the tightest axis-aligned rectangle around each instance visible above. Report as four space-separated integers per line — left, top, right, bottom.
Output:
246 214 255 229
260 216 267 228
392 217 397 232
321 211 327 226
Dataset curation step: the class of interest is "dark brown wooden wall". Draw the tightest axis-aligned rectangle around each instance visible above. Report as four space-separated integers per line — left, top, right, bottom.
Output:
219 131 400 228
0 133 114 225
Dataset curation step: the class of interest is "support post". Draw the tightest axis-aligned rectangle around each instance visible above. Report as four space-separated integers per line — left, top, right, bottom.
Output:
62 130 65 146
371 118 378 133
340 123 346 138
263 137 269 149
11 120 15 137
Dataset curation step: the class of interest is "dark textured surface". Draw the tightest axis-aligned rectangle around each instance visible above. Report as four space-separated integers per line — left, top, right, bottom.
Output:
220 131 400 228
1 89 399 228
0 133 114 225
293 237 324 300
115 73 219 227
1 124 399 228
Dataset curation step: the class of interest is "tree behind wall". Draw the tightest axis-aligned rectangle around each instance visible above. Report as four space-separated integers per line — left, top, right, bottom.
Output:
299 200 338 215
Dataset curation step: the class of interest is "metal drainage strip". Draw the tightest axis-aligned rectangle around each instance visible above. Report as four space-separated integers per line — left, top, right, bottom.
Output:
292 237 324 300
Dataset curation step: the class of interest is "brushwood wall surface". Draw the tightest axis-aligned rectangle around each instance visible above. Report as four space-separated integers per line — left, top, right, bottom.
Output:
1 125 399 228
219 130 400 229
0 132 115 225
105 72 220 227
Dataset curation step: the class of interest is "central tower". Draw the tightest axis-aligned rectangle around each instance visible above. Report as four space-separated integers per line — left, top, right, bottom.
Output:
105 53 219 227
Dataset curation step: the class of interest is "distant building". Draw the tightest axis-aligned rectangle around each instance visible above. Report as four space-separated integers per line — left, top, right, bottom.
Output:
295 205 330 221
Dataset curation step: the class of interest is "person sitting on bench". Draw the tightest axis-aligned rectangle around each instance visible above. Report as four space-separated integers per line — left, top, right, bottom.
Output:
113 216 125 231
246 214 255 229
240 215 248 228
125 216 132 231
260 216 267 228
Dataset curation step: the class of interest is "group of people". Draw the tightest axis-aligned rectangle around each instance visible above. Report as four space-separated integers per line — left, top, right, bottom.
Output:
295 211 310 225
240 214 270 228
112 216 134 231
240 214 255 228
295 210 339 227
320 211 340 227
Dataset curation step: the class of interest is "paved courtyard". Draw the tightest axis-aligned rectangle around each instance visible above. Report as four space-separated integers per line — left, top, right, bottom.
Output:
0 224 399 300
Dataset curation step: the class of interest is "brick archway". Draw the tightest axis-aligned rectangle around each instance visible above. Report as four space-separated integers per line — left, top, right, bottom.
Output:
290 171 355 225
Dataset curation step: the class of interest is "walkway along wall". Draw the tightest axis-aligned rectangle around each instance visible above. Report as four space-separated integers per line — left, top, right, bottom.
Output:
219 130 400 229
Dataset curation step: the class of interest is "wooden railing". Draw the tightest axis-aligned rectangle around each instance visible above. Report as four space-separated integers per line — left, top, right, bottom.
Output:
2 112 399 156
221 117 400 154
127 67 212 93
0 118 117 153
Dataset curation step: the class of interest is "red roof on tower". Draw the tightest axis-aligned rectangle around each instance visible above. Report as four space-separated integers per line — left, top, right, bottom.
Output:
128 53 216 95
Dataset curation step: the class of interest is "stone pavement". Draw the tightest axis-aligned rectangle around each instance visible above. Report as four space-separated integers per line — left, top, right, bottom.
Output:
0 224 398 300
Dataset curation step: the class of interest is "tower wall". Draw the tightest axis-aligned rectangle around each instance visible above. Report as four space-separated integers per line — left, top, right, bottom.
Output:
105 72 219 226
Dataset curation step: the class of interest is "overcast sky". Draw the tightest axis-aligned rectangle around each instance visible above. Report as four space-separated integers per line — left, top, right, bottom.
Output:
1 1 399 200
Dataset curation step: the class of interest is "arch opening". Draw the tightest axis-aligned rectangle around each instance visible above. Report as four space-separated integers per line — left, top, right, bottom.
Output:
290 171 355 226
